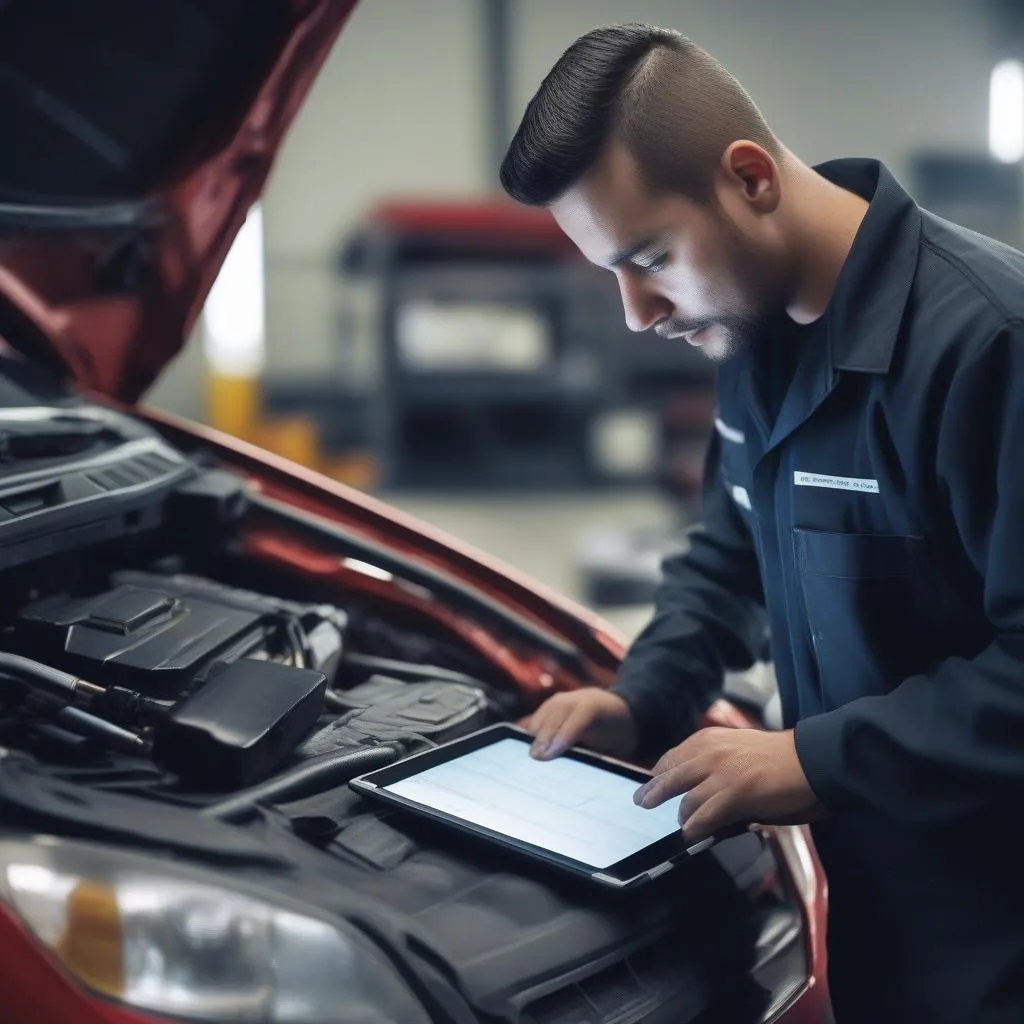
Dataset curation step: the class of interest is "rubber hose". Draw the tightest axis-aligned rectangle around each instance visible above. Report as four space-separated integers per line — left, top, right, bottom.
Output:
201 744 401 822
0 653 80 700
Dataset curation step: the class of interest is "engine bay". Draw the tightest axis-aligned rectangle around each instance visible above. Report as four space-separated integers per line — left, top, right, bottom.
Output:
0 517 525 792
0 557 504 802
0 375 811 1024
0 395 532 811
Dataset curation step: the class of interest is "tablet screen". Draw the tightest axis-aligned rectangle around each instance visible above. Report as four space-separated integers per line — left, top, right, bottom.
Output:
385 736 682 869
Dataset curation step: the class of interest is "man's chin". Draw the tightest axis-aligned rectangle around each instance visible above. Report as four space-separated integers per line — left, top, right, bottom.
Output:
688 325 741 363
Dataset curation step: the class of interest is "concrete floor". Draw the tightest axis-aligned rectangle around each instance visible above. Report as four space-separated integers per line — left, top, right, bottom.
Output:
386 489 679 642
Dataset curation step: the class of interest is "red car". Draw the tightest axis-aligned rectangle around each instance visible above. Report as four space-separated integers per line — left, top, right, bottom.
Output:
0 2 829 1021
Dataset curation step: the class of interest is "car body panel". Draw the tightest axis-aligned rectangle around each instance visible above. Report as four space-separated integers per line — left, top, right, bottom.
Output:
0 0 358 403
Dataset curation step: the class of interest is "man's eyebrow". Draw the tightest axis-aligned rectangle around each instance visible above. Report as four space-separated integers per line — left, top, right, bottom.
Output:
605 235 661 269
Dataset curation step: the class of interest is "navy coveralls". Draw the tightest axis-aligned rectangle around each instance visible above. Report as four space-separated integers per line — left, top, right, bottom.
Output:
613 159 1024 1022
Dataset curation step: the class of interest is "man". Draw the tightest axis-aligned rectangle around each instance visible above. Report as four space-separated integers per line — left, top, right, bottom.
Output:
501 23 1024 1024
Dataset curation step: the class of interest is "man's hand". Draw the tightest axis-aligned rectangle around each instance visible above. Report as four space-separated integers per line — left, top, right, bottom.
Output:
525 689 638 760
633 727 827 844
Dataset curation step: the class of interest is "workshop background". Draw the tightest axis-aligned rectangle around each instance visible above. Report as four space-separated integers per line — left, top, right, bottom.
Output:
147 0 1024 643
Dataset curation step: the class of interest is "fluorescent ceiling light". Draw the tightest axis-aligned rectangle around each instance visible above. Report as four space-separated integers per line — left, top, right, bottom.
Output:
203 204 266 376
990 60 1024 163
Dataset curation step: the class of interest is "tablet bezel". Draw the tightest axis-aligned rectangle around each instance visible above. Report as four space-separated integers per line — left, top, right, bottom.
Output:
348 722 691 888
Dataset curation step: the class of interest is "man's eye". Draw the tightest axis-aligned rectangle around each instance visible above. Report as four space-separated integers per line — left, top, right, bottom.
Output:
634 250 669 275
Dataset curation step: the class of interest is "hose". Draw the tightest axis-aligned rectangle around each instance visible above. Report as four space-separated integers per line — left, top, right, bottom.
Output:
201 744 401 822
0 652 85 701
55 707 148 755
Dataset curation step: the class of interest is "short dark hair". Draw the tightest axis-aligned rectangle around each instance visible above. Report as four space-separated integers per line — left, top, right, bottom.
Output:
500 23 781 206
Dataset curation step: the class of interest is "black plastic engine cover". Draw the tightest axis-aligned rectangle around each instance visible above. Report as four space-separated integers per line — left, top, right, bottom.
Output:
13 584 274 698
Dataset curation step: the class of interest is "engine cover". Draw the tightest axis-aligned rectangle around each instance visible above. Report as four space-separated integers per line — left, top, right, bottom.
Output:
10 575 345 700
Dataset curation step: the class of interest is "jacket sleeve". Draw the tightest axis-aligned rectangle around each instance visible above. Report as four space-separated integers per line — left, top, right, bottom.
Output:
610 430 768 756
795 322 1024 830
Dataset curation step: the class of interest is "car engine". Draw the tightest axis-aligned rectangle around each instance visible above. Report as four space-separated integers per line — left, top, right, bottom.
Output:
0 399 507 805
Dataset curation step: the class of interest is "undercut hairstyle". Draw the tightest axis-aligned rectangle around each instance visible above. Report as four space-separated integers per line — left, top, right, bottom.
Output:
500 23 782 206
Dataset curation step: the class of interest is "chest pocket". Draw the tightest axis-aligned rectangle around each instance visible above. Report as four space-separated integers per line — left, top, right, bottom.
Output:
794 528 943 709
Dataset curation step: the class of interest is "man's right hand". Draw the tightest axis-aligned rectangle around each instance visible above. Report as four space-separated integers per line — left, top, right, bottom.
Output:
524 688 638 761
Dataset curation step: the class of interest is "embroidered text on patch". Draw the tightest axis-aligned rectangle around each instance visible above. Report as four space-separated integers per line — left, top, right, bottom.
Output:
794 471 879 493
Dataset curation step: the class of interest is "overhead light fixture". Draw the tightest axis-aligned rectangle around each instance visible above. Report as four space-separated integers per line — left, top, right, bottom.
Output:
203 204 266 377
989 60 1024 163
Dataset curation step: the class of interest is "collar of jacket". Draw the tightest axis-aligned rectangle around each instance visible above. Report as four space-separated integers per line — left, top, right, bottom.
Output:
811 158 923 375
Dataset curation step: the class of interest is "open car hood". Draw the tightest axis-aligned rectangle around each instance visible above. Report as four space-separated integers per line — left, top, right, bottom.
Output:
0 0 357 403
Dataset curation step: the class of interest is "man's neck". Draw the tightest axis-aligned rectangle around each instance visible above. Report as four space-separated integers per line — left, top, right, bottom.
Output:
783 159 870 325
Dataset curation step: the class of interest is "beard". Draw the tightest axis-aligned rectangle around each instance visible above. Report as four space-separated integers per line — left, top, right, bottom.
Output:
654 310 769 362
655 205 790 363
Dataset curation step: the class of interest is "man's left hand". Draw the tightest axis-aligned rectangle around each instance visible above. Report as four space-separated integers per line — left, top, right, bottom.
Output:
633 727 827 844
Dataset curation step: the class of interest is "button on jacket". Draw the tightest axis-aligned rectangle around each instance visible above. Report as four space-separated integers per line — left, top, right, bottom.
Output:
612 159 1024 1022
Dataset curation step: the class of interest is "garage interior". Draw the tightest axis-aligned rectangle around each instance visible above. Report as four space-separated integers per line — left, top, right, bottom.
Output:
1 2 1023 1022
148 0 1024 653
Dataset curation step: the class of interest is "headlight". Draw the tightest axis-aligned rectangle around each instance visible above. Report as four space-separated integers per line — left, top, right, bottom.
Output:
0 837 429 1023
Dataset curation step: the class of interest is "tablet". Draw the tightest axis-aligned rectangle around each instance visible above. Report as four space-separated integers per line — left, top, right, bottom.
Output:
349 722 701 889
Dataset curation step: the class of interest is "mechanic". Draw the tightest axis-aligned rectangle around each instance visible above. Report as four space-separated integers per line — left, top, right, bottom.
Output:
501 23 1024 1024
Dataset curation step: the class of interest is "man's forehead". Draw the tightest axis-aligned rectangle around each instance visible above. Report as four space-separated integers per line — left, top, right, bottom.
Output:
549 189 619 264
551 185 671 268
549 142 684 265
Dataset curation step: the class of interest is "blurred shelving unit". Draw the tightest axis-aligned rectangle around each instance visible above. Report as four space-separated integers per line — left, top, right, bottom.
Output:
288 198 719 498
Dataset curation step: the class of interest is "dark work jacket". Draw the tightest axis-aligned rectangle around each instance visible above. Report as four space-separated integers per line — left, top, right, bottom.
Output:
611 159 1024 1023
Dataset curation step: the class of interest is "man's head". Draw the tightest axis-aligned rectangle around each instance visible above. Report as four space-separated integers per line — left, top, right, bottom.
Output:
500 24 798 361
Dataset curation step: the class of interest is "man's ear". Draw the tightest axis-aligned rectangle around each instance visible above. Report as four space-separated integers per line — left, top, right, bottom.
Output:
720 141 781 214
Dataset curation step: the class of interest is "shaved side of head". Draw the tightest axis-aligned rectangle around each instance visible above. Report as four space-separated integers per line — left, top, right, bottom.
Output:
501 23 782 207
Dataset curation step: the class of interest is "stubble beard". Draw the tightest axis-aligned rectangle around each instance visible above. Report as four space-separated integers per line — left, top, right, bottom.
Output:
696 207 791 363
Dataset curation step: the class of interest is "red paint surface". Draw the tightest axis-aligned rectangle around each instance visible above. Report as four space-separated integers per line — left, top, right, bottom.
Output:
0 906 156 1024
0 0 359 402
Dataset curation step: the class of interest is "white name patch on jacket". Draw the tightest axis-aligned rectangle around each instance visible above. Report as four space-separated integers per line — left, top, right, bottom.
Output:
794 471 880 494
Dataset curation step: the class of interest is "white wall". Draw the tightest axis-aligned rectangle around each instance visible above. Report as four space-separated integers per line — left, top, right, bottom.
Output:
512 0 995 189
260 0 488 379
264 0 488 260
148 0 998 418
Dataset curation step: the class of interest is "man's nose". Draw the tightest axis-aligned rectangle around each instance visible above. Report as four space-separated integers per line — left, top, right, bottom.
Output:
617 272 671 333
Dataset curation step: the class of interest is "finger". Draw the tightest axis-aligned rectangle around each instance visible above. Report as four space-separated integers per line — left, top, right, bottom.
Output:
649 729 716 777
649 743 692 779
634 756 710 809
522 705 550 735
528 700 569 756
676 779 718 828
680 789 737 846
536 704 592 760
530 699 579 758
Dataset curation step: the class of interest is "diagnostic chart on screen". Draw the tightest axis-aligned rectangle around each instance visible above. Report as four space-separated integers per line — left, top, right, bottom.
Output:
386 738 682 868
